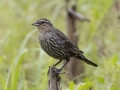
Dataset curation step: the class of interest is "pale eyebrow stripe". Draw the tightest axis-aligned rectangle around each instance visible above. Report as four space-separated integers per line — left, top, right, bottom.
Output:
46 20 50 22
40 19 50 22
40 20 45 22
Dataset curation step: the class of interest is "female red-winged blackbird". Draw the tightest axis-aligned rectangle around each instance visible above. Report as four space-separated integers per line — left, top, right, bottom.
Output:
32 18 98 74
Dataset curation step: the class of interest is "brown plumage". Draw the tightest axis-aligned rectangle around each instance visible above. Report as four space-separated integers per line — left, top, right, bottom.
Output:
32 18 98 74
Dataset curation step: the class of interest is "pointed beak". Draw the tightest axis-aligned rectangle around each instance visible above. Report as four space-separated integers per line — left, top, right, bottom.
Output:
31 21 40 26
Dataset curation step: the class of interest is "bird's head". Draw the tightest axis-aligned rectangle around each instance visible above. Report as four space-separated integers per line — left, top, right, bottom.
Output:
32 18 53 30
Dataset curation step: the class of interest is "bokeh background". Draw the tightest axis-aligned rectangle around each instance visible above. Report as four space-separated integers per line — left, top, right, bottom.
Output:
0 0 120 90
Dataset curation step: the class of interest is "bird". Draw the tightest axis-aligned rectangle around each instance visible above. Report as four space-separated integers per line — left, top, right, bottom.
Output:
32 18 98 74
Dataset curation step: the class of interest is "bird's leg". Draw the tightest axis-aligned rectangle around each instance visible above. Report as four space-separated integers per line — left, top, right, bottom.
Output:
59 59 70 71
54 60 62 66
53 60 62 73
53 59 70 76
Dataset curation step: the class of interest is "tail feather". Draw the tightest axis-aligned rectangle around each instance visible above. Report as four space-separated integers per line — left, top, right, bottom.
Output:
76 55 98 67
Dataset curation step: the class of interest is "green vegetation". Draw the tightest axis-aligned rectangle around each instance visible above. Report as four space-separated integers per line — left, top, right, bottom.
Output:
0 0 119 90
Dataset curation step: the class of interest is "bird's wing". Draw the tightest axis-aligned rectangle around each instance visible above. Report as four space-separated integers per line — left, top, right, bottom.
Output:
54 29 84 54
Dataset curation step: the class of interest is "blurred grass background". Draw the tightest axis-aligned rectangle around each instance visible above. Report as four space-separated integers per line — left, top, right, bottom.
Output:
0 0 120 90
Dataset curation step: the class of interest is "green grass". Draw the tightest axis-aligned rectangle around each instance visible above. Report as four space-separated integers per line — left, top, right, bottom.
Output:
0 0 120 90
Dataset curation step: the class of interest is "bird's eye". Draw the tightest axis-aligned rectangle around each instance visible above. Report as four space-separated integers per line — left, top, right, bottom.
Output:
41 21 44 24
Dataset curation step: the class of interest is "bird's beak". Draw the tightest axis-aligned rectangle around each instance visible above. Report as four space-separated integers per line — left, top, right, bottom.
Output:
32 21 40 26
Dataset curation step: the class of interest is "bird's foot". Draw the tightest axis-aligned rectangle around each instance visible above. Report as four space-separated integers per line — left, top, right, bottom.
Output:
52 68 62 76
59 71 73 75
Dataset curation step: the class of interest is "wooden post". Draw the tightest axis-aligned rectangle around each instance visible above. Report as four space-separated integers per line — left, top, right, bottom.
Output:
48 66 61 90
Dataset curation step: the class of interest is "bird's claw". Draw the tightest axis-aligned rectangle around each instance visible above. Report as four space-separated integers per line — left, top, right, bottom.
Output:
52 68 62 76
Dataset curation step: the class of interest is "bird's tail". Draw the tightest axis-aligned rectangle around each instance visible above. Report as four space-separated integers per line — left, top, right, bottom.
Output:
76 55 98 67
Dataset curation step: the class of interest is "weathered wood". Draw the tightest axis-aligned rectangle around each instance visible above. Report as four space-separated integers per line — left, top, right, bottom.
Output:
48 66 61 90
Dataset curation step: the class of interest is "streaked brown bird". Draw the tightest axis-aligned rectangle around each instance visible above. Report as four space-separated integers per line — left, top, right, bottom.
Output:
32 18 98 74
